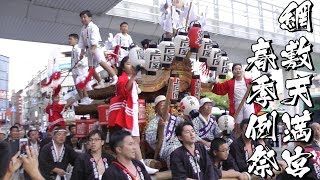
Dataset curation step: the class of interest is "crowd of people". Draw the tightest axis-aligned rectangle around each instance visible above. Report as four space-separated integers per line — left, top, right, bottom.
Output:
1 9 320 180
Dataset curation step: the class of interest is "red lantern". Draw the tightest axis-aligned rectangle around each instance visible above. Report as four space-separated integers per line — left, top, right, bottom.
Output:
75 118 98 138
86 119 98 134
98 104 109 125
188 22 203 53
170 74 180 102
75 119 87 138
190 74 201 99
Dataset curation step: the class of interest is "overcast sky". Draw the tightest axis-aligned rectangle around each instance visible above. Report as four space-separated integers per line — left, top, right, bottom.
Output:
0 38 70 93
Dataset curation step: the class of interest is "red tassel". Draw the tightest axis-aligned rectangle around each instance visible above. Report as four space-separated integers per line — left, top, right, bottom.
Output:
52 84 62 97
41 71 61 87
76 68 95 90
105 45 120 64
114 45 120 55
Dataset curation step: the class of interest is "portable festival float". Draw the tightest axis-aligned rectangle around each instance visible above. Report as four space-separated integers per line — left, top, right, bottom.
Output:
70 17 236 166
42 2 242 179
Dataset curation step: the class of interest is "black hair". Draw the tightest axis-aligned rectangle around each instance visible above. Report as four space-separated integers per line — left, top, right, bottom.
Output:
141 39 150 47
10 126 19 132
240 118 250 130
175 121 194 144
120 22 128 27
0 142 11 179
210 138 227 153
87 129 105 141
68 34 79 40
117 56 130 76
109 129 131 153
68 124 76 132
232 63 242 71
27 129 37 137
79 10 92 17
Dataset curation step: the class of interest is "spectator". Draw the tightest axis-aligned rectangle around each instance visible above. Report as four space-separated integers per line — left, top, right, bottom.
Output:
311 122 320 147
102 130 152 180
209 138 248 180
71 130 114 180
170 121 215 180
0 142 44 180
40 125 60 150
0 129 6 141
28 129 40 154
66 124 76 146
5 126 20 157
39 127 78 179
229 119 258 172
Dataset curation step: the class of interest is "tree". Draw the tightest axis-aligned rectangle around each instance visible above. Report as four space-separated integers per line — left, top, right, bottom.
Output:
202 73 231 110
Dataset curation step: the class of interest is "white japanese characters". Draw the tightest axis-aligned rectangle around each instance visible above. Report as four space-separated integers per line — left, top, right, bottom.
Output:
278 0 314 32
246 37 278 72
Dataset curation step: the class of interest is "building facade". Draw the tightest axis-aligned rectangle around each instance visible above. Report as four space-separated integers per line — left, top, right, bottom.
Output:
0 55 9 124
23 52 76 127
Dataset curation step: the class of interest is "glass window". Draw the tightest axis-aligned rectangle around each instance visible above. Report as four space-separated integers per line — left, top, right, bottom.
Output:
233 1 248 26
218 0 233 23
198 2 215 19
262 10 274 32
0 100 8 109
0 80 8 90
261 2 273 11
0 72 8 80
0 61 9 72
125 0 153 6
246 0 258 7
248 6 260 29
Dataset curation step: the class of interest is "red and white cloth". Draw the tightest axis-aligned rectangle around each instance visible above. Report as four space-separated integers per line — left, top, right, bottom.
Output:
108 72 140 136
45 102 66 132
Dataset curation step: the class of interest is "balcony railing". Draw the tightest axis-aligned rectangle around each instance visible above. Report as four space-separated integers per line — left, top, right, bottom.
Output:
107 0 320 48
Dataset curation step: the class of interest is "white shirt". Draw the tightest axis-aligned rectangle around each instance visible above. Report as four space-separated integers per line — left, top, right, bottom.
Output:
71 44 87 76
30 141 39 155
114 33 133 48
234 79 247 103
78 21 102 49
